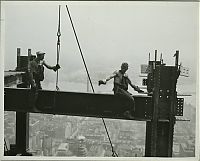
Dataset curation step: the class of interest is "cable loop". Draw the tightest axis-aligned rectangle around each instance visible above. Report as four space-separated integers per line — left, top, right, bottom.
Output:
56 85 60 91
57 31 61 37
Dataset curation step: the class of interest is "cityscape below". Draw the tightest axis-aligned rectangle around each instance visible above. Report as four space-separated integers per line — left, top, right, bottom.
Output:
4 100 195 157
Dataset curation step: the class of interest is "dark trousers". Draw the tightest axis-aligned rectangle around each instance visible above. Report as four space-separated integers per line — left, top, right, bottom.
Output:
35 79 42 90
114 87 135 112
29 79 42 108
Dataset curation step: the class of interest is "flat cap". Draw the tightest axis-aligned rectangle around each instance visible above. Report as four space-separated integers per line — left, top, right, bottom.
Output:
36 51 45 55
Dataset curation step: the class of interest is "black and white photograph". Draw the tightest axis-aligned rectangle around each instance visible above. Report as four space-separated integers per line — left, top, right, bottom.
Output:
1 1 199 160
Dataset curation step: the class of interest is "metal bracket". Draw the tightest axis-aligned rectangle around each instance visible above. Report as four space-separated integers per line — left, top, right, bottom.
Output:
180 66 189 77
141 64 152 74
142 79 147 86
176 117 190 121
175 98 184 116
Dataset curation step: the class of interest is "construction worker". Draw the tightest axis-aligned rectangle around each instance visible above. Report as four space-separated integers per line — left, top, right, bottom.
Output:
28 51 60 90
27 51 60 111
98 62 144 119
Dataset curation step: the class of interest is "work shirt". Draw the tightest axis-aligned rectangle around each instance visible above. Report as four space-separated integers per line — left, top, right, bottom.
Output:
113 70 130 92
28 59 45 81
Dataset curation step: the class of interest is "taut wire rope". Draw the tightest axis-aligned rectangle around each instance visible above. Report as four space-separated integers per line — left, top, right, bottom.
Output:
65 5 118 157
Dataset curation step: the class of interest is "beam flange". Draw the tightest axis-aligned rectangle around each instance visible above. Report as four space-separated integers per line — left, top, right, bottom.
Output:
4 87 153 121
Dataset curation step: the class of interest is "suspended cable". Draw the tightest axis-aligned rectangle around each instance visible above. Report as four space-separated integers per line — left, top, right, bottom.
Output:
56 5 61 91
53 5 61 110
65 5 94 93
65 5 118 157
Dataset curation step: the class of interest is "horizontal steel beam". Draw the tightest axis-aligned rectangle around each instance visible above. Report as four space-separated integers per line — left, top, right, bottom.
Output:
4 87 153 121
4 71 24 87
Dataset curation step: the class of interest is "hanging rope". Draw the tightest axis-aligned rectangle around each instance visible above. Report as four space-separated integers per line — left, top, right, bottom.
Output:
65 5 118 157
56 5 61 91
53 5 61 111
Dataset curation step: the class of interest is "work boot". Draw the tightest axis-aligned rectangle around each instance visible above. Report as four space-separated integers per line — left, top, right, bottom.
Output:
29 103 41 113
123 110 134 119
28 88 41 112
32 106 41 113
28 98 40 112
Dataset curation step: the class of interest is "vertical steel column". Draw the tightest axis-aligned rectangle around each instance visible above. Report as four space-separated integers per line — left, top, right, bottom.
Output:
156 122 170 156
16 48 21 71
15 48 30 155
175 50 179 67
145 121 152 156
167 50 179 156
145 50 160 156
145 50 179 157
16 112 29 154
28 49 31 59
150 50 160 156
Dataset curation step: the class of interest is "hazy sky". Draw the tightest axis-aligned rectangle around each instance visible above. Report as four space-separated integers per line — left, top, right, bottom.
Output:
1 1 199 88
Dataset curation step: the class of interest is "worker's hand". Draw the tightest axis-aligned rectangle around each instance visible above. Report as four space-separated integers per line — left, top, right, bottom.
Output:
98 80 106 86
56 64 61 69
135 86 144 93
134 86 140 91
137 89 145 93
53 64 61 72
148 92 153 95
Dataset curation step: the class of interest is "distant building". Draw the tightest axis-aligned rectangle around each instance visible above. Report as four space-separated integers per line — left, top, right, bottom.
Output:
179 143 195 157
173 143 180 157
65 122 72 139
173 143 195 157
56 143 73 156
116 144 143 157
29 131 42 152
30 120 40 135
85 134 105 141
118 130 134 141
55 126 66 139
42 135 52 156
117 144 133 157
76 136 87 157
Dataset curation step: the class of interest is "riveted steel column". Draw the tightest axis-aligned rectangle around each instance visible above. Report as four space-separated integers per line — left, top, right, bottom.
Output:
15 48 30 154
16 112 29 154
150 50 160 156
16 48 21 71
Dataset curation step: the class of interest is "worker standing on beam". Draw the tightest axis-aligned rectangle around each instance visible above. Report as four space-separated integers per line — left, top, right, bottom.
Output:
99 62 144 119
28 51 60 90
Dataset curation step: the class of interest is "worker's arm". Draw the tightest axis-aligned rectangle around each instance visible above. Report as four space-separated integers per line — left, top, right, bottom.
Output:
127 77 144 93
43 61 54 70
98 71 117 85
43 61 60 71
105 72 117 82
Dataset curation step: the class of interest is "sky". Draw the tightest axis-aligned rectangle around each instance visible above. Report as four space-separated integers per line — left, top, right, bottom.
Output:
1 1 199 94
1 2 199 157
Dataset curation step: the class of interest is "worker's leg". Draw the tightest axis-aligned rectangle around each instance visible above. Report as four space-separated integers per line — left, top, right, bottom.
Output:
115 88 135 117
30 79 41 112
36 80 42 90
29 87 38 111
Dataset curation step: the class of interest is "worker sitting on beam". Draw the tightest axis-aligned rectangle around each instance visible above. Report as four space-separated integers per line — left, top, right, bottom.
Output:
99 62 144 119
